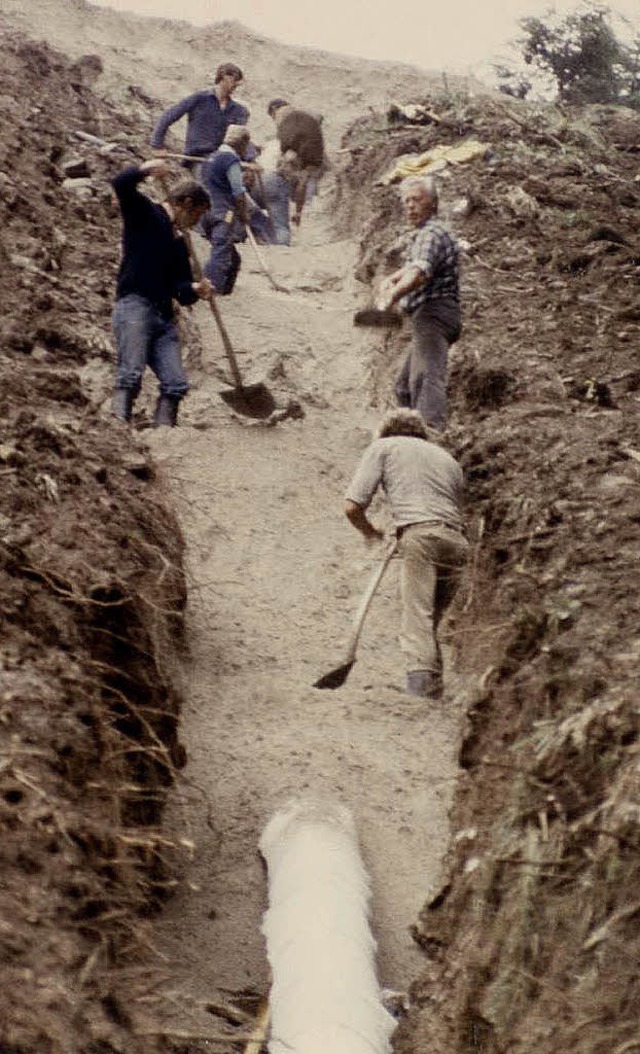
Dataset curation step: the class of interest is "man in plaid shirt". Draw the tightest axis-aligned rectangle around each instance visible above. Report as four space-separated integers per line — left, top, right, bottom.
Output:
377 177 460 430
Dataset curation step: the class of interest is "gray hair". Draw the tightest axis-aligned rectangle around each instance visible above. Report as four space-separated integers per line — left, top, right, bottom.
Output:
399 175 438 207
376 408 434 441
224 124 250 150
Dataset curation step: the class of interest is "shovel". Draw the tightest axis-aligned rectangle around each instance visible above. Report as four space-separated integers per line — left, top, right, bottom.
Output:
246 225 290 294
156 171 275 417
182 221 276 418
353 307 402 328
209 295 276 418
313 539 398 690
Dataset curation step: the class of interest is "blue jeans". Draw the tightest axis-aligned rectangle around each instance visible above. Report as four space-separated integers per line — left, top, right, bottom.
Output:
395 299 461 431
262 171 291 246
112 294 188 398
204 219 242 295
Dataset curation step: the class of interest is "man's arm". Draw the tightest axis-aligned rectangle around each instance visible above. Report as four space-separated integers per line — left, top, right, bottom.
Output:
376 265 426 310
111 159 171 214
344 442 386 543
173 242 214 307
345 500 384 542
226 160 252 224
150 93 200 150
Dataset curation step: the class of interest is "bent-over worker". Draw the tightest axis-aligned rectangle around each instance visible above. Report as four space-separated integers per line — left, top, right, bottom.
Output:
111 159 212 427
344 409 468 700
377 176 460 431
200 124 262 295
267 99 326 228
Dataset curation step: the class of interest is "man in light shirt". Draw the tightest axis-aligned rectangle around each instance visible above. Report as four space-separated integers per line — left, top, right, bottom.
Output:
345 409 468 699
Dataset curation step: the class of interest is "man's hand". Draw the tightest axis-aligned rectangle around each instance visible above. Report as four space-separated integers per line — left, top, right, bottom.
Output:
345 500 385 543
363 527 385 547
375 277 396 312
139 157 172 180
193 278 214 300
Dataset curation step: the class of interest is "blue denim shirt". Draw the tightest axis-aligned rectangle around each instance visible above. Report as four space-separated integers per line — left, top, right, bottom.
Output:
201 145 245 220
151 91 249 156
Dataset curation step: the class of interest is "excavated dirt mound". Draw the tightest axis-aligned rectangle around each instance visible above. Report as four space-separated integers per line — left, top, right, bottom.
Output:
0 29 197 1053
335 92 640 1054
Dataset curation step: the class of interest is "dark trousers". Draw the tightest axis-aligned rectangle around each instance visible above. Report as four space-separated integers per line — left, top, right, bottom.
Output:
204 219 242 296
395 299 461 431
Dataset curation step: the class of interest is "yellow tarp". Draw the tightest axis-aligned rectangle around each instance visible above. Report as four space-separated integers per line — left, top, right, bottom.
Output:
380 139 491 185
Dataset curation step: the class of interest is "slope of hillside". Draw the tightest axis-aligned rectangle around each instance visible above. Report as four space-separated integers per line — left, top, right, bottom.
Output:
1 0 477 148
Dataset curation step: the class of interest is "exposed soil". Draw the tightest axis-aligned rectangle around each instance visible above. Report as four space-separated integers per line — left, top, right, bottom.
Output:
1 4 640 1054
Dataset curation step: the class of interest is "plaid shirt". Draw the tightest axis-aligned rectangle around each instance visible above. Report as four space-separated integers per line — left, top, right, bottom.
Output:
400 218 459 314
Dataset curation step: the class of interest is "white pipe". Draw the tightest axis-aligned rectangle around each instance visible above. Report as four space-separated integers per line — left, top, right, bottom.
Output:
259 798 397 1054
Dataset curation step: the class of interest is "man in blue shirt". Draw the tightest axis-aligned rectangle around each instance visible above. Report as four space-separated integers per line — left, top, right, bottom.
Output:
201 125 257 295
111 159 213 427
377 177 461 431
150 63 248 166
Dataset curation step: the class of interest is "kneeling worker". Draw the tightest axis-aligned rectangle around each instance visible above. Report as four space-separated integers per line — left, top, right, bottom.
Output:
344 409 468 699
111 159 213 427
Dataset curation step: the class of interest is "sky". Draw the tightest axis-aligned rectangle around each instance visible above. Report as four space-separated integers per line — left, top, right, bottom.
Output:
94 0 639 73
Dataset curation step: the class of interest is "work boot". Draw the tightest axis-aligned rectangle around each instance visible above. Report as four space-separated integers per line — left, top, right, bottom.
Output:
406 669 443 700
112 387 134 422
153 394 179 428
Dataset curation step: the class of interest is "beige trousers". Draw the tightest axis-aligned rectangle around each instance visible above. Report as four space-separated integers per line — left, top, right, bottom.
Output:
397 523 469 673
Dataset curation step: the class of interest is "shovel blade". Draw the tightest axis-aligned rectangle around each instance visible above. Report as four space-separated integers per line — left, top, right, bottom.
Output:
353 308 402 328
313 661 355 690
220 383 276 419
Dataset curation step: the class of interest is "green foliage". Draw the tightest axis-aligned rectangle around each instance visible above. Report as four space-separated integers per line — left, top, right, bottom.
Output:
496 3 640 109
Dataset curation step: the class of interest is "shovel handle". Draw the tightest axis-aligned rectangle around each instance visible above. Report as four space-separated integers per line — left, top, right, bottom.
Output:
344 540 398 665
208 296 244 389
163 195 245 391
246 225 289 293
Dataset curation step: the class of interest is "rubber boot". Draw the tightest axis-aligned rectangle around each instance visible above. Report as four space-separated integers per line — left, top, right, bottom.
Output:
113 387 134 422
406 669 443 700
153 394 179 428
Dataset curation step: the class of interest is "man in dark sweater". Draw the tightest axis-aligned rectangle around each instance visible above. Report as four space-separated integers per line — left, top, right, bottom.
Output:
150 63 248 167
111 159 212 427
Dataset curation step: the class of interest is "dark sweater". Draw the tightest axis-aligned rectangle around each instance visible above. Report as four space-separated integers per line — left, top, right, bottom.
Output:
112 167 198 320
277 109 325 168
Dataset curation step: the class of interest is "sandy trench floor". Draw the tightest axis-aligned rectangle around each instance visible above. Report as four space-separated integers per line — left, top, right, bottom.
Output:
144 200 461 1027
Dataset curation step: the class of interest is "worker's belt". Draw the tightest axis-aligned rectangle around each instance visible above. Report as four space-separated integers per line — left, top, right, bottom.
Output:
396 521 463 539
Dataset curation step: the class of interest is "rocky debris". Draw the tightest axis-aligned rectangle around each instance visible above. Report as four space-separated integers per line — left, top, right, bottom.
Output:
61 155 91 178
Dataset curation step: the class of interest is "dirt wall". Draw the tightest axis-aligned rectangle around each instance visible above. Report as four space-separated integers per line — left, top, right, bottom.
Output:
336 93 640 1054
0 30 195 1053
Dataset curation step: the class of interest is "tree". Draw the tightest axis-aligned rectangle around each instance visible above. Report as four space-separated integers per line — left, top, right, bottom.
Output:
495 3 640 108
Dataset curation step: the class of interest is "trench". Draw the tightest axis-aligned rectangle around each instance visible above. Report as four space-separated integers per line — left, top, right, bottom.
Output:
145 196 462 1033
